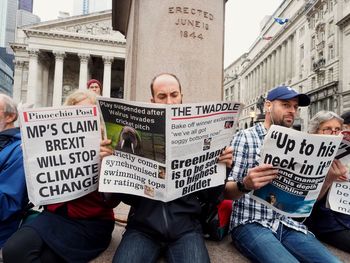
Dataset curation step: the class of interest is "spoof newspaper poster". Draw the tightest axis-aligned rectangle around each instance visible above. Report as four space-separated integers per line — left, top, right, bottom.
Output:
19 106 101 206
98 98 242 202
251 125 342 217
327 131 350 215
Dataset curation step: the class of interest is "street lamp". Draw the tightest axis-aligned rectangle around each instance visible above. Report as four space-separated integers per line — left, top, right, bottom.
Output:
249 111 256 127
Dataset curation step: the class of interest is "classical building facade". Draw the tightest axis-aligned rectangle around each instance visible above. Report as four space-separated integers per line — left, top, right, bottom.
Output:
224 0 349 130
11 10 126 106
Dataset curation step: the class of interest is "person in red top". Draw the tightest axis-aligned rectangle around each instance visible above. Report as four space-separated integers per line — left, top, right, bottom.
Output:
87 79 102 95
3 90 119 263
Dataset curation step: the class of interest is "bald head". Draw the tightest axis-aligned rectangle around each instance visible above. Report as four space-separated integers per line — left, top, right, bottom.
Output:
150 73 183 105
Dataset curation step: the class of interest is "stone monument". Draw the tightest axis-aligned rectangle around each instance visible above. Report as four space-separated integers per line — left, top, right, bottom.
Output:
112 0 227 102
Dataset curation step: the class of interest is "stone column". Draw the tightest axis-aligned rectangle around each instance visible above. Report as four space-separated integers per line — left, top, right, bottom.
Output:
257 66 261 97
288 36 294 81
52 51 66 106
285 38 290 81
116 0 226 102
245 76 249 102
103 56 114 97
41 64 50 106
249 73 252 100
275 47 280 85
281 42 286 83
253 70 256 99
13 60 24 103
267 56 271 92
271 52 276 87
263 59 267 92
258 63 262 94
27 49 39 106
78 53 89 90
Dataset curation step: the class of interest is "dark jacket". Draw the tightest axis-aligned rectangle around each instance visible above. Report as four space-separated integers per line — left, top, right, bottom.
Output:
118 185 223 242
307 194 350 234
0 128 28 248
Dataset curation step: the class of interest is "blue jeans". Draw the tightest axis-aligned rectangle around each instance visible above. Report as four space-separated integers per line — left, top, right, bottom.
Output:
231 223 341 263
113 229 209 263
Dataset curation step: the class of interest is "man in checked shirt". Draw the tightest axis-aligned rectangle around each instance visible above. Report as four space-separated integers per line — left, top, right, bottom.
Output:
225 85 341 263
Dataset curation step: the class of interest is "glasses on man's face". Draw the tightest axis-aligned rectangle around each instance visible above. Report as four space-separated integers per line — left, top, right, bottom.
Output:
319 127 342 135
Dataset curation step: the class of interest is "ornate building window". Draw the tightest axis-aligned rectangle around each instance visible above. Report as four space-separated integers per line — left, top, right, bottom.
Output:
328 44 335 60
300 44 304 60
311 56 315 71
328 20 334 37
318 72 325 86
329 0 334 12
311 35 316 49
328 68 334 82
299 64 304 79
311 77 316 89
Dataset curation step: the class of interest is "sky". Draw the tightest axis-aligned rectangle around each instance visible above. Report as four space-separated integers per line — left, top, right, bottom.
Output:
33 0 283 67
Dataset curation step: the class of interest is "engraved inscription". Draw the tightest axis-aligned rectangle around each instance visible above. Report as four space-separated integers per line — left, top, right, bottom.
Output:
168 6 215 41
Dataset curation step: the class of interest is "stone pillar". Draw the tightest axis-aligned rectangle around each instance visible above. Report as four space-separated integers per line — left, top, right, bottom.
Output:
13 60 24 103
263 60 267 92
27 49 39 106
249 73 252 100
114 0 226 102
252 70 256 99
78 53 89 90
271 52 276 87
103 56 114 97
275 47 280 85
254 64 261 97
288 36 294 81
52 51 65 106
267 56 271 91
281 42 286 83
245 76 249 102
41 64 50 106
259 64 263 94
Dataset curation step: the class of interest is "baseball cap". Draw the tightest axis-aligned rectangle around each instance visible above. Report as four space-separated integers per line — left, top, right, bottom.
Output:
267 85 310 107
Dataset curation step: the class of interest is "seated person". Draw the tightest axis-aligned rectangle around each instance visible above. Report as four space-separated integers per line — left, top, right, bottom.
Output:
306 110 350 253
225 86 341 263
0 94 28 257
105 73 233 263
3 90 119 263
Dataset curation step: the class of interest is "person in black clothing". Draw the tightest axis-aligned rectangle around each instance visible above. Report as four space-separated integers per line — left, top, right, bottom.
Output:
100 73 233 263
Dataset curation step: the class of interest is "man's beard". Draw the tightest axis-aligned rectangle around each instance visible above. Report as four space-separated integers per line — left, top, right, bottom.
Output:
272 116 294 128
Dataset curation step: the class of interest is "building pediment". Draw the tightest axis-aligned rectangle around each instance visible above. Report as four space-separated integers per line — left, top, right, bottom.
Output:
21 10 125 42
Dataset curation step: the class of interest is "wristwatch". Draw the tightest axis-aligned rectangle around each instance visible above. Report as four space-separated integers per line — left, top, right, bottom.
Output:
236 181 251 193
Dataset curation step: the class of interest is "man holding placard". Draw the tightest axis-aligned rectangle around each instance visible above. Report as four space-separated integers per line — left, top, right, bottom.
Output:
109 73 233 263
225 86 341 263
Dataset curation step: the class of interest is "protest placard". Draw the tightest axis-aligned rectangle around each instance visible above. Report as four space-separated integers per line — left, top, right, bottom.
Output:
327 131 350 215
327 181 350 215
251 125 342 217
19 106 101 205
98 98 242 201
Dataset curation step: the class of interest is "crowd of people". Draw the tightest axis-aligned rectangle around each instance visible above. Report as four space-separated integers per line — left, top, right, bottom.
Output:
0 76 349 263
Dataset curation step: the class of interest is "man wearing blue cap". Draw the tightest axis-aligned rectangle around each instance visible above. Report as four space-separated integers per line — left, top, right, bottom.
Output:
225 86 341 263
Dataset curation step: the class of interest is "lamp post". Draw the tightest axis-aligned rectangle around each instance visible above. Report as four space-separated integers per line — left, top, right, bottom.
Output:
249 111 256 127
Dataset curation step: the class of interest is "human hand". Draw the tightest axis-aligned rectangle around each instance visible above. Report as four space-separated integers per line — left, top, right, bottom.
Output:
100 139 113 159
243 164 278 190
218 146 233 168
325 159 348 184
